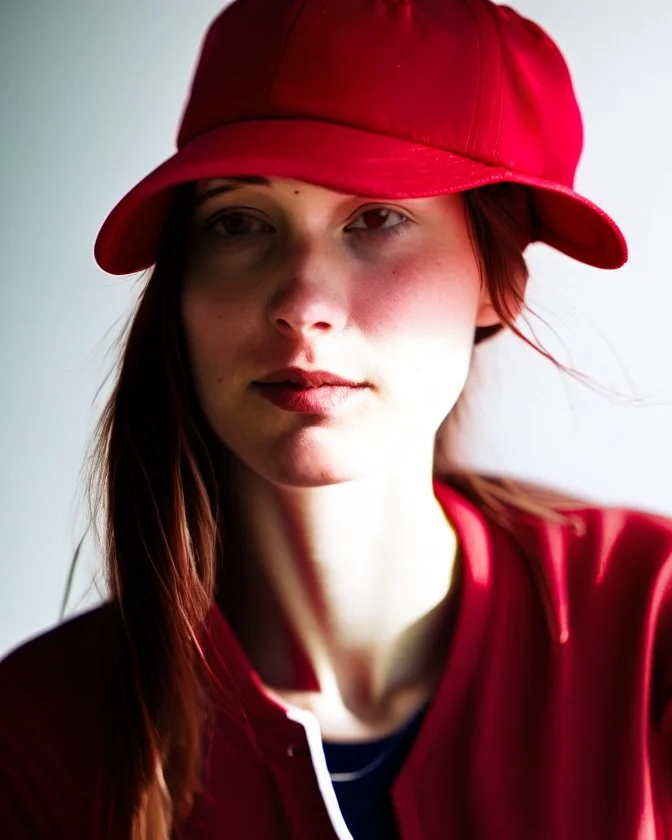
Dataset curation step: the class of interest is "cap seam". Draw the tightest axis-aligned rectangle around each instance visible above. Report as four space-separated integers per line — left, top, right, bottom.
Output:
458 0 481 157
262 0 311 112
465 0 503 164
489 4 504 162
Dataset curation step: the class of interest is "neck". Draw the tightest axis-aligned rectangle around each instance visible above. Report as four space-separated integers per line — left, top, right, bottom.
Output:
218 453 459 738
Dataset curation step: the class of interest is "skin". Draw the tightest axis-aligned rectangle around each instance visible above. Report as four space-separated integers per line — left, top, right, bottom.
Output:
182 177 505 741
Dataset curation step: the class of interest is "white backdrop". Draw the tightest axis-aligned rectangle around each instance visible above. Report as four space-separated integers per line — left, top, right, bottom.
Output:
2 0 671 657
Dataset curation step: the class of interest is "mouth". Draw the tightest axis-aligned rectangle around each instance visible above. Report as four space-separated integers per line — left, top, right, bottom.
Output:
253 376 370 414
257 381 367 390
255 367 367 389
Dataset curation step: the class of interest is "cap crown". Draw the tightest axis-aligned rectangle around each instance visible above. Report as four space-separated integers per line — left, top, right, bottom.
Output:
178 0 583 188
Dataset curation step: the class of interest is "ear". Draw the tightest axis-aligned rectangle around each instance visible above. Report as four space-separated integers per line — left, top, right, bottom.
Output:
475 283 526 328
475 295 501 328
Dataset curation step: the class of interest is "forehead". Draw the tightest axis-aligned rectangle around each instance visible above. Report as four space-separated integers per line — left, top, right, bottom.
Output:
193 175 354 198
191 177 460 213
191 176 378 212
194 175 272 195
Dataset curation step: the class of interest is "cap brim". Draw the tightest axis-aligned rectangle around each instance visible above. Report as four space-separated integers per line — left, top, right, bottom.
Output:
95 119 627 275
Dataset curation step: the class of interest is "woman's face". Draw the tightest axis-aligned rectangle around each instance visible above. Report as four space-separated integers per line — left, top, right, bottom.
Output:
181 177 499 487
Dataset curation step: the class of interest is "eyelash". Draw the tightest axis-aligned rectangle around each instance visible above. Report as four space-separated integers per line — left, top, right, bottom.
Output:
348 209 412 238
202 207 413 241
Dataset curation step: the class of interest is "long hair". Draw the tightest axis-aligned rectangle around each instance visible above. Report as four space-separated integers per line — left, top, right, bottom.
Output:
90 182 580 838
94 187 221 838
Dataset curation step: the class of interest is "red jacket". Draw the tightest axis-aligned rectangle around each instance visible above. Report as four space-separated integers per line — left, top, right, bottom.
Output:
3 480 672 839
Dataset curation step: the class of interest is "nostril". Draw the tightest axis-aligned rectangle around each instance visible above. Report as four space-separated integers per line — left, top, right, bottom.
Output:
286 742 299 757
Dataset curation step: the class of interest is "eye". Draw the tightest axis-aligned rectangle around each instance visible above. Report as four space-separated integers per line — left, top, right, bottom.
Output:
346 207 411 235
204 211 274 237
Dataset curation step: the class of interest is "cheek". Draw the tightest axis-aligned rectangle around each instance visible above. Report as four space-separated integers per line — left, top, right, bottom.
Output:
351 256 480 418
181 248 262 356
352 254 480 347
180 280 253 415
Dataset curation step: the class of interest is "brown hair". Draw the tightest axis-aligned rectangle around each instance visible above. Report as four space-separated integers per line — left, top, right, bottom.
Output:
89 183 581 838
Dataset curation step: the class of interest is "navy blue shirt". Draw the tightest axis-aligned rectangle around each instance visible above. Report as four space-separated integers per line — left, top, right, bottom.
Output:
322 703 429 839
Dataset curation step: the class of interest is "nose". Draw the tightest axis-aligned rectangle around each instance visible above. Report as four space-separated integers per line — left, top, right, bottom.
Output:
267 239 349 340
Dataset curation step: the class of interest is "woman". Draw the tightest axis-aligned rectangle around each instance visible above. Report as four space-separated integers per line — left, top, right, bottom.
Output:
2 0 671 838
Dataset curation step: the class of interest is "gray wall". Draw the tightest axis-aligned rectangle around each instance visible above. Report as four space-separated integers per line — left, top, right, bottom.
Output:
2 0 671 656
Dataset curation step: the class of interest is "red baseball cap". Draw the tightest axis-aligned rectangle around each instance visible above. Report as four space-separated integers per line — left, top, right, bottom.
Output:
94 0 627 276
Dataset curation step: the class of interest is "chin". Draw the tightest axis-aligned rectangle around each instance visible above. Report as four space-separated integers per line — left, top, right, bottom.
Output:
270 471 355 489
237 429 391 489
256 451 373 489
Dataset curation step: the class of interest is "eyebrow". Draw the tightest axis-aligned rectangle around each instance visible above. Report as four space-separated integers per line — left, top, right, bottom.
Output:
193 176 272 206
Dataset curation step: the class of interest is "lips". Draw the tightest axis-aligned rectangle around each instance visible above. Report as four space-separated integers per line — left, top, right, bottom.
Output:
256 366 365 388
254 366 369 413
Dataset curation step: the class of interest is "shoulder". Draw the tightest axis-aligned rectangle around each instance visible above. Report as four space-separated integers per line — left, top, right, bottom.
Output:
505 482 672 573
0 605 120 837
495 478 672 594
441 473 672 641
442 471 672 570
502 482 672 651
0 603 123 756
0 600 121 743
453 472 672 559
0 602 119 704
